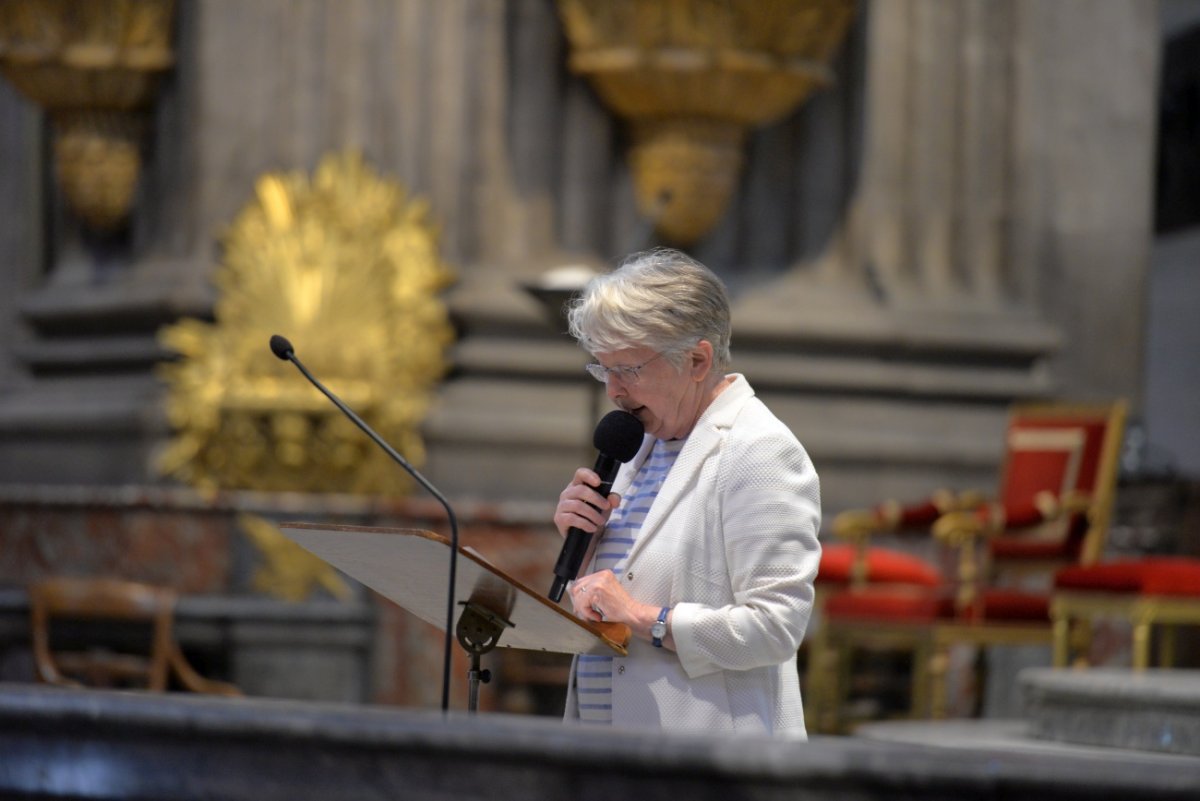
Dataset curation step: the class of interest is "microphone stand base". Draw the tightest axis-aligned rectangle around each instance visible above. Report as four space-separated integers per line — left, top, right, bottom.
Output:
455 602 513 714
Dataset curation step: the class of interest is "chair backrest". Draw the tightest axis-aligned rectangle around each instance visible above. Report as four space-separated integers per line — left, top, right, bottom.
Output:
995 400 1128 566
30 577 177 691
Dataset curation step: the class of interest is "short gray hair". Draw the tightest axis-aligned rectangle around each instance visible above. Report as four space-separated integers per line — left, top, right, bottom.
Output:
567 248 732 370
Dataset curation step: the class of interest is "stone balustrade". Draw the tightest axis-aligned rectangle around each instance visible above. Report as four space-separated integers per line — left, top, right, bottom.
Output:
2 683 1199 801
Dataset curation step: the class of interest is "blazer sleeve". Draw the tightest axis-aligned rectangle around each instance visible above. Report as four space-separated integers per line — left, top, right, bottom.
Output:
670 421 822 678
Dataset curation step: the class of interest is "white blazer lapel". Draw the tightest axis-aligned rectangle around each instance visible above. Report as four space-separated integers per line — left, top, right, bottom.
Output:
622 376 753 566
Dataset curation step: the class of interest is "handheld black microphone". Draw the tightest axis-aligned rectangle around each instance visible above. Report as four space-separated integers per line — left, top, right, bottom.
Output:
269 334 459 714
549 410 645 602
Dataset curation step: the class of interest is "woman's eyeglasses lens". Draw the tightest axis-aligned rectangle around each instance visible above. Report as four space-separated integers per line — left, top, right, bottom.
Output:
585 354 661 385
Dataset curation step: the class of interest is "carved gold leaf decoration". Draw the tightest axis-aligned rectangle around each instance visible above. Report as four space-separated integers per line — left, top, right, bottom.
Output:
238 514 351 603
157 151 455 496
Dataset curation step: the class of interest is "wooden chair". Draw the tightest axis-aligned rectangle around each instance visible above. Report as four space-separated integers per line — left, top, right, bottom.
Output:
807 400 1127 731
30 576 241 696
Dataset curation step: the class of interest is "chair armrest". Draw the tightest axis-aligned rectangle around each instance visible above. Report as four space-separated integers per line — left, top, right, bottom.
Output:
830 510 882 588
931 508 1001 616
832 490 983 589
169 642 243 697
954 488 988 510
832 508 888 542
931 508 994 546
1033 489 1093 520
833 487 980 543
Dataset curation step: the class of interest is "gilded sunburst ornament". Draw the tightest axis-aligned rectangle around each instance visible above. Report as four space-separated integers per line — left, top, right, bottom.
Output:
158 151 454 496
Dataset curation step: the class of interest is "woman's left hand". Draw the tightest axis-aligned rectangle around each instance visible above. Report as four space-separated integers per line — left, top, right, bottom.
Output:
569 570 657 636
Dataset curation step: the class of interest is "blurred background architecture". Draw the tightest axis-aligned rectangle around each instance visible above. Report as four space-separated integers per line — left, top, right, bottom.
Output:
0 0 1197 730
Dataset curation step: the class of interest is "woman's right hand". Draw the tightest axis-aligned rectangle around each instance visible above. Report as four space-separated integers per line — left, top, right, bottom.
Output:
553 467 620 538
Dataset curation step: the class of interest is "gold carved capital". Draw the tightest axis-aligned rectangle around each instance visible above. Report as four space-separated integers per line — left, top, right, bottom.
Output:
0 0 176 232
556 0 855 244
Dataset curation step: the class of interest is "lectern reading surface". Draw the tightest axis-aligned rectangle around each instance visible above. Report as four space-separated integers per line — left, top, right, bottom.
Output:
279 523 629 657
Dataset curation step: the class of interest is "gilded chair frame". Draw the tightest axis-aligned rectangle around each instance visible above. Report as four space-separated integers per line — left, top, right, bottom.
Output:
1051 591 1200 671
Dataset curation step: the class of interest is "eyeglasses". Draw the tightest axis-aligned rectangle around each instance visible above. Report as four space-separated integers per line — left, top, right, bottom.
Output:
585 352 664 385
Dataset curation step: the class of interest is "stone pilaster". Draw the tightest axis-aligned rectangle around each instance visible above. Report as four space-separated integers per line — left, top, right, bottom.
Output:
727 0 1158 515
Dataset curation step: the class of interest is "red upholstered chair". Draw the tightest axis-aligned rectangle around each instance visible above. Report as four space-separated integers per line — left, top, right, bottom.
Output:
807 400 1127 732
1051 557 1200 670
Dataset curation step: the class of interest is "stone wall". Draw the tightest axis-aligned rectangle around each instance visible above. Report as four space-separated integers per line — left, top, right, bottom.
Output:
0 1 1163 513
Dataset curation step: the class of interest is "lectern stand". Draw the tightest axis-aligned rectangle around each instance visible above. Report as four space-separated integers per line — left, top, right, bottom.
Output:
279 523 631 712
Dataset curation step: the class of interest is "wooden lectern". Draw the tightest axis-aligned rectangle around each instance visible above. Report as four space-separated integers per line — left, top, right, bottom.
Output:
279 523 630 711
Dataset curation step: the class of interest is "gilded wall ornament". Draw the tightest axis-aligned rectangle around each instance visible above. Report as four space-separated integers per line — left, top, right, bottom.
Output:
556 0 855 244
238 514 351 603
158 151 455 496
0 0 176 232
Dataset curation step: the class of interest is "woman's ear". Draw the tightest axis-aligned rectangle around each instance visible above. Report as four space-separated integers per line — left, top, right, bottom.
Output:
691 340 714 380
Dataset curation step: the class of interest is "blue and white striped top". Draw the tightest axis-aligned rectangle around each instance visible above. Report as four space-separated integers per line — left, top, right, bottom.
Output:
575 437 685 725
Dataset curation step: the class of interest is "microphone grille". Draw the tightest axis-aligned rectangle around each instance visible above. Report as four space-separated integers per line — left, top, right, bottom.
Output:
593 410 645 462
269 335 294 360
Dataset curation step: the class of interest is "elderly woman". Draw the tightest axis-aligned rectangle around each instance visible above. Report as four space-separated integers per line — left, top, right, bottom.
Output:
555 247 821 737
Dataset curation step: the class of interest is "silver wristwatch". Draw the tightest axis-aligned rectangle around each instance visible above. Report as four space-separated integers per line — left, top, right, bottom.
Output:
651 606 670 648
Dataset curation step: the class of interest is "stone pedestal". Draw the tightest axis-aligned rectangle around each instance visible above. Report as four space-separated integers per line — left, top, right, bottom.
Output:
857 667 1200 761
1022 667 1200 757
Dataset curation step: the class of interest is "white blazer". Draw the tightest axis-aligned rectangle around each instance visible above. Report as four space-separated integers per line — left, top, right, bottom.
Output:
564 375 822 736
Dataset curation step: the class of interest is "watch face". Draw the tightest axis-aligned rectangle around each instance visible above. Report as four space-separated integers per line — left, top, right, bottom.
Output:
651 621 667 638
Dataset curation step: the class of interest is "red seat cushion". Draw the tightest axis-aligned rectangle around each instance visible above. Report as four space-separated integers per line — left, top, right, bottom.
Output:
824 588 955 622
817 544 942 587
1054 558 1200 597
823 587 1049 623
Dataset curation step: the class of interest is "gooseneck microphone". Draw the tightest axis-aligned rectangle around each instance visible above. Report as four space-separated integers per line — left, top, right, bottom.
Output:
269 334 459 714
549 410 645 602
